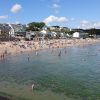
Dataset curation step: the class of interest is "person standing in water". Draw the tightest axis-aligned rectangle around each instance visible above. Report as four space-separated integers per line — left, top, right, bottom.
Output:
2 53 5 59
64 48 67 54
35 51 38 55
58 50 61 56
32 84 35 91
35 50 39 56
27 54 30 61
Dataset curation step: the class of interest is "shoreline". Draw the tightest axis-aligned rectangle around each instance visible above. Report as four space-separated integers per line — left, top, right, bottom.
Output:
0 38 100 59
0 39 100 100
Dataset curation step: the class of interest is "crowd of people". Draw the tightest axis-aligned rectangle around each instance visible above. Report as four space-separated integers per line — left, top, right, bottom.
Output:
0 38 100 60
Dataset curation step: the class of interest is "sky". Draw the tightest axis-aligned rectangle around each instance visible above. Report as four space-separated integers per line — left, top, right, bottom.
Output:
0 0 100 29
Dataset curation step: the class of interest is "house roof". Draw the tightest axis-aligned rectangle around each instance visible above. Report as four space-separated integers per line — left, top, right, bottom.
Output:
10 24 26 32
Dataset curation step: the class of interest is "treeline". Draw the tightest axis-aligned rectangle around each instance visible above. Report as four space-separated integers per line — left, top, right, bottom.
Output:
85 29 100 35
73 28 100 35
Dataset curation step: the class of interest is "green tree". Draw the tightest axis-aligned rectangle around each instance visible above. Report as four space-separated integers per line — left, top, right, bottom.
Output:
90 28 95 35
26 22 46 31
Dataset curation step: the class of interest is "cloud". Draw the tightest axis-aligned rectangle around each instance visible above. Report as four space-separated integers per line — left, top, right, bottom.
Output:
51 0 61 14
0 15 8 19
70 18 75 21
52 3 60 13
80 20 91 29
93 22 100 28
79 20 100 29
80 20 89 24
52 3 60 9
43 15 68 25
11 4 22 13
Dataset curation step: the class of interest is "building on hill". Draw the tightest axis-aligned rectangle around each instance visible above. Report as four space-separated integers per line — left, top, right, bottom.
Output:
0 23 26 38
9 24 26 37
73 32 80 38
72 32 89 39
0 24 11 36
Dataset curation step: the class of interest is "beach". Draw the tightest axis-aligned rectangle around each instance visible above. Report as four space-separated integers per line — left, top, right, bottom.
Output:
0 43 100 100
0 38 100 59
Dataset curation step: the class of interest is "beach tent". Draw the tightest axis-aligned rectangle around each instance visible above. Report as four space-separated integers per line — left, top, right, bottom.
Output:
73 32 80 38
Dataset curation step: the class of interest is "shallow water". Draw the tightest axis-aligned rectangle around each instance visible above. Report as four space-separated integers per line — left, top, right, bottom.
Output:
0 44 100 99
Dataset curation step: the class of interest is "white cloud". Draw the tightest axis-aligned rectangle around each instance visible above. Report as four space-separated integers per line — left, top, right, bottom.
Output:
58 17 68 22
43 15 68 25
80 20 89 24
52 3 60 13
51 0 61 14
93 22 100 28
80 20 92 29
70 18 75 21
52 3 60 9
0 15 8 19
79 20 100 29
11 4 22 13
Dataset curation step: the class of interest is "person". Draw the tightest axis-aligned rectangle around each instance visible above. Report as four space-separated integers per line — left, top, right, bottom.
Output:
2 53 5 59
35 51 38 56
51 49 54 53
5 49 7 55
0 54 2 60
27 54 30 61
64 48 67 54
32 84 34 91
58 50 61 56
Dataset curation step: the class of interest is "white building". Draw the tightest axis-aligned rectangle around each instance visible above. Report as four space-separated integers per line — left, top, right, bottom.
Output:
0 24 11 36
9 24 26 37
73 32 89 39
0 23 26 37
40 30 47 36
73 32 80 38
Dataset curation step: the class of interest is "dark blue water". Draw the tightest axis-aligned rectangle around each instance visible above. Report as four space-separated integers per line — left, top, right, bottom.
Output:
0 44 100 99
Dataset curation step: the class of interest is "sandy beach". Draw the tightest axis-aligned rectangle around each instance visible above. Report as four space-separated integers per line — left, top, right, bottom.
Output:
0 38 100 59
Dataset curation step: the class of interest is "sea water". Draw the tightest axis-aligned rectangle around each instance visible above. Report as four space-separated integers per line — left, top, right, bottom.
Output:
0 44 100 100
